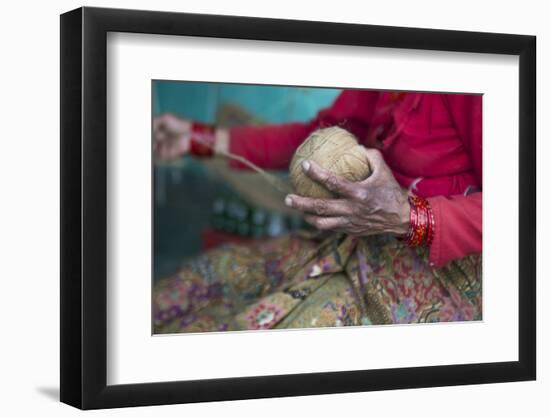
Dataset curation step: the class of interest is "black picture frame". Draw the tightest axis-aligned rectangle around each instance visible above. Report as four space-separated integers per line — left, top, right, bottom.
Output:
60 6 536 410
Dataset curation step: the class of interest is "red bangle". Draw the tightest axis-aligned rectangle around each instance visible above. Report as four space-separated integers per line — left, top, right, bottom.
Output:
425 200 435 247
189 121 216 157
402 195 435 248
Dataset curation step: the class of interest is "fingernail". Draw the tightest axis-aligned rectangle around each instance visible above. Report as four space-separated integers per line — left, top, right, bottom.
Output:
302 160 310 172
285 196 293 207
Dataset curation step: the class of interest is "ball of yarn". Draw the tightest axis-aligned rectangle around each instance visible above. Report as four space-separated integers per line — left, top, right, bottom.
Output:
289 126 371 199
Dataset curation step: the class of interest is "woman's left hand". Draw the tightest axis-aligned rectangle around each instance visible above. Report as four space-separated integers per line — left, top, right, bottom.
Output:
285 148 410 236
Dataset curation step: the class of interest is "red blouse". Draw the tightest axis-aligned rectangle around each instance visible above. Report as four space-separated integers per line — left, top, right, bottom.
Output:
228 90 482 267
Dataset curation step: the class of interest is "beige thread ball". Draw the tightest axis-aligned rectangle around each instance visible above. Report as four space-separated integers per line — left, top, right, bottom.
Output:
289 127 371 199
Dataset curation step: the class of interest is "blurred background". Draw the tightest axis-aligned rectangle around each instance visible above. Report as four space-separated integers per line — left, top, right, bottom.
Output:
153 81 341 280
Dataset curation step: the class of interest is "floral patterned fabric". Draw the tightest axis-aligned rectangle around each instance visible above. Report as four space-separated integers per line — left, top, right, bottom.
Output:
153 232 481 334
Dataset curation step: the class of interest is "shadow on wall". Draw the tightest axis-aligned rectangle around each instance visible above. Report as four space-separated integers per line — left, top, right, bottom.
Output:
35 386 59 402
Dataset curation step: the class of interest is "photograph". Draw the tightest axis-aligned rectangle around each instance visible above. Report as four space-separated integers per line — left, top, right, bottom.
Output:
55 5 537 410
151 81 483 334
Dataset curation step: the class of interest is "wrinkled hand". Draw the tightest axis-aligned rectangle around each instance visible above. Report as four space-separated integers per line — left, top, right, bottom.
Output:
153 113 192 161
285 149 410 236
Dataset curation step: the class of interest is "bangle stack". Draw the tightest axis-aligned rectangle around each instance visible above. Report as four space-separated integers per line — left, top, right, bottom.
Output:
189 121 216 157
403 195 435 247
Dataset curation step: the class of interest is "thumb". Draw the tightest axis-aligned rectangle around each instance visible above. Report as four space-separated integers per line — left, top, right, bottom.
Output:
364 148 386 178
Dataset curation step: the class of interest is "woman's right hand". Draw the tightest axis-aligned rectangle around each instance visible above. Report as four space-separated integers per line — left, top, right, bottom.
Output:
153 113 192 161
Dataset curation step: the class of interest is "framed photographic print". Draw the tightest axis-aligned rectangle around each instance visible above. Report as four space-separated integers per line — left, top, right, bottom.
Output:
60 6 536 409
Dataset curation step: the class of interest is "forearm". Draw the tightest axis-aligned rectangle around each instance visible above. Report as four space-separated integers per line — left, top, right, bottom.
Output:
214 89 381 169
227 122 312 170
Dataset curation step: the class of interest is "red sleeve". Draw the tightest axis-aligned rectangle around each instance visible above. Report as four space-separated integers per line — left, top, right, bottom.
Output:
428 94 483 267
428 193 482 267
229 89 380 170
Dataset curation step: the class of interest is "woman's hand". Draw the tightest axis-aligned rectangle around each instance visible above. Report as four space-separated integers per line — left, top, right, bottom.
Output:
153 113 192 161
285 148 410 236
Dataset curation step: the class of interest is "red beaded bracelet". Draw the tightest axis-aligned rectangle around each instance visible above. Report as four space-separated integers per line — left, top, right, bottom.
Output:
189 121 216 157
402 195 435 247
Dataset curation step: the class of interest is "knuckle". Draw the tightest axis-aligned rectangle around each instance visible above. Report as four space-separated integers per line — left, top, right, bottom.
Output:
314 218 329 230
313 200 328 216
350 204 362 217
352 188 368 201
325 174 340 191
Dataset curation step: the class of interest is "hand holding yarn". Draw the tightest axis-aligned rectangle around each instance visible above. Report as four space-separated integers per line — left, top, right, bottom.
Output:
285 127 410 236
289 127 372 199
153 113 226 160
